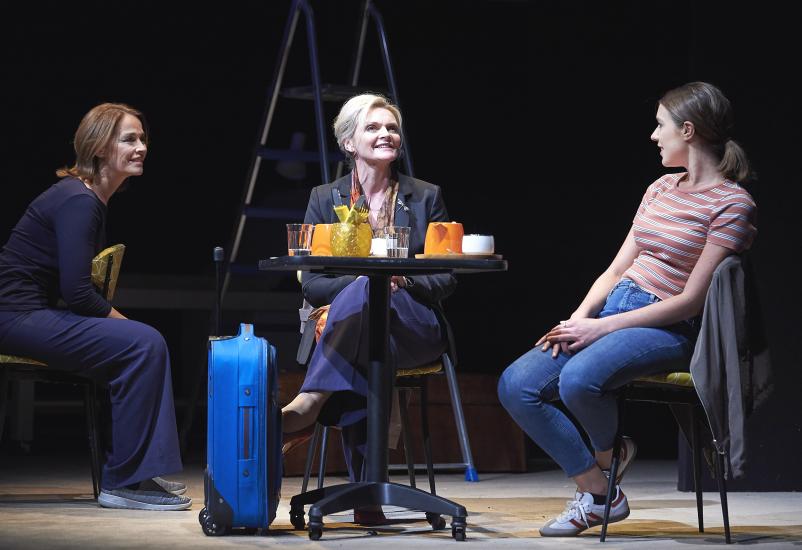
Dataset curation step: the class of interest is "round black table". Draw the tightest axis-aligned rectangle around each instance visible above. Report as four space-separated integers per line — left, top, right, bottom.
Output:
259 255 507 541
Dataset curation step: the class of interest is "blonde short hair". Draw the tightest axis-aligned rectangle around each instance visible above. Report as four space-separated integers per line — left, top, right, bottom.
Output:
332 93 403 166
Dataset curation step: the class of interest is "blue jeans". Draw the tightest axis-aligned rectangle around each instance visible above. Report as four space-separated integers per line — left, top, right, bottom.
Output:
497 279 697 478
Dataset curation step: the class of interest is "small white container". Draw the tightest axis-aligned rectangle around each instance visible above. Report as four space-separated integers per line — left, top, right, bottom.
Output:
461 234 494 254
370 237 388 257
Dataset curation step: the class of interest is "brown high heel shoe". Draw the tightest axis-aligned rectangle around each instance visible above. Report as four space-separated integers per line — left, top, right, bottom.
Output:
353 507 388 526
281 424 316 456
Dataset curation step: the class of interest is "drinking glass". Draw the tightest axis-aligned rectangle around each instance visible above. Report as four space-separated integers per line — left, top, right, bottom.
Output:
384 226 410 258
287 223 314 256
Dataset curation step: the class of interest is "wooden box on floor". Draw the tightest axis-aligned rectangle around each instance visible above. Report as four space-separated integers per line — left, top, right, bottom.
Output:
279 371 527 477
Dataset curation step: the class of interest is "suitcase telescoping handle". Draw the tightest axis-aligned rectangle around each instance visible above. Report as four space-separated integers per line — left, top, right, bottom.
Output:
213 246 224 337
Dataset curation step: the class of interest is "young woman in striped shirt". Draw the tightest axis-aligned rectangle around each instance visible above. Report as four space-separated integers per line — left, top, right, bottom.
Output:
498 81 756 536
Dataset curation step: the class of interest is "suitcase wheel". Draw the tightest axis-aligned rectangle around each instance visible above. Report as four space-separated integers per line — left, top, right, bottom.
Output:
201 512 228 536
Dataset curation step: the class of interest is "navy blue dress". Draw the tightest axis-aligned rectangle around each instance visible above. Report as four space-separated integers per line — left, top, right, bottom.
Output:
0 177 183 489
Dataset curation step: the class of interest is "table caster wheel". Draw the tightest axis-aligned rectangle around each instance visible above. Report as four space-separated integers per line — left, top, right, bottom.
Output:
426 512 446 530
308 523 323 541
290 509 305 530
451 516 467 541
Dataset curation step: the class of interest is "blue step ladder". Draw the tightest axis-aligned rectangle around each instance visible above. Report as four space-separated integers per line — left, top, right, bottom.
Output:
224 0 478 482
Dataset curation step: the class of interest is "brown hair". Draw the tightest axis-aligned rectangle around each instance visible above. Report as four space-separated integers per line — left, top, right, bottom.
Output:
56 103 148 182
659 82 751 182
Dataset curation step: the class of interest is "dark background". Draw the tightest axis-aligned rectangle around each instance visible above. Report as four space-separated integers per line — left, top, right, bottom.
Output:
2 1 800 487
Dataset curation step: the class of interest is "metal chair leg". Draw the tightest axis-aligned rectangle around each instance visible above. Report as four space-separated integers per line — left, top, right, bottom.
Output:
84 382 102 499
713 447 732 544
601 396 625 543
0 368 9 445
397 387 417 488
8 380 34 451
690 406 704 532
600 434 622 543
442 353 478 481
420 379 436 495
302 423 323 494
317 425 329 490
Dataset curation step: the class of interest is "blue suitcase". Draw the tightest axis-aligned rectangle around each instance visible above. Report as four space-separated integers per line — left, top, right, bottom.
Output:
199 323 282 535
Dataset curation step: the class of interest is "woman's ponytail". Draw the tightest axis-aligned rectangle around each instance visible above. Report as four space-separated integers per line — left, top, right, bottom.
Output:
719 139 751 182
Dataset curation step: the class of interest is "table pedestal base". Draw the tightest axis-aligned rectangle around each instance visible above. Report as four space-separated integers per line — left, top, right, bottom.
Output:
289 482 467 541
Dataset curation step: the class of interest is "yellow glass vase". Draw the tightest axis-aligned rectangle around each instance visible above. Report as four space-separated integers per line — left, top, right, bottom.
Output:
330 222 372 257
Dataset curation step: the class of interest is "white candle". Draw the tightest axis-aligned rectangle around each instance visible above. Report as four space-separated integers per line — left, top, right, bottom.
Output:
371 237 387 257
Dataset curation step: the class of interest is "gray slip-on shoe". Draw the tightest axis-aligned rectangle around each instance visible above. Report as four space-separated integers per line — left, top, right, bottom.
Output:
98 487 192 511
152 477 187 495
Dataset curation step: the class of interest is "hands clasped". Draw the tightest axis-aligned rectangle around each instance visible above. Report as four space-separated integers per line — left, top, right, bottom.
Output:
362 275 406 293
389 275 407 293
536 317 608 357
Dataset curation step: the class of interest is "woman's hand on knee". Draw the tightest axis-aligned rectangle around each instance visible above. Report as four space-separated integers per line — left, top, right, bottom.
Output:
544 318 609 354
536 327 571 358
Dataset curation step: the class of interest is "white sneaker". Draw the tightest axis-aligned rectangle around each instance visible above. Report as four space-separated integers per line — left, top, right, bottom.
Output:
539 486 629 537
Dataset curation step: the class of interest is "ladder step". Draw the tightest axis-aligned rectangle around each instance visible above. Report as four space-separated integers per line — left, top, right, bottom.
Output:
257 147 346 163
281 84 384 102
244 206 307 221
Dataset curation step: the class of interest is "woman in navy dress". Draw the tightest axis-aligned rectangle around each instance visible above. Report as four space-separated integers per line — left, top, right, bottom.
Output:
0 103 189 511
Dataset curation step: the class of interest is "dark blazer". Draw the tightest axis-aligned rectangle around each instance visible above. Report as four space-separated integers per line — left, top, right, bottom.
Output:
301 172 458 362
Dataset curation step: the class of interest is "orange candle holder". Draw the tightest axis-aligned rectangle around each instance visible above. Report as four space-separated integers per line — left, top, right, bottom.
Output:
424 222 464 254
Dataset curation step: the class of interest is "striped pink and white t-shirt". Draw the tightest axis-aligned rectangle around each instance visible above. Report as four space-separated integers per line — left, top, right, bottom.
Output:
623 172 757 299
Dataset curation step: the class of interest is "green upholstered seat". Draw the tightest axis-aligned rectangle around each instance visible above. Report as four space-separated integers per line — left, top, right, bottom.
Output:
0 355 47 367
397 361 443 378
634 371 694 387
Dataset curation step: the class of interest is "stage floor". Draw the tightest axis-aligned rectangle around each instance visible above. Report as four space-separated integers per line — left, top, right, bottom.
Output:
1 453 801 549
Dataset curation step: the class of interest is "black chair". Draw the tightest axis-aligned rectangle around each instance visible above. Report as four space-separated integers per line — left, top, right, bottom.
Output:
299 357 447 497
601 255 764 544
0 244 125 499
602 375 731 543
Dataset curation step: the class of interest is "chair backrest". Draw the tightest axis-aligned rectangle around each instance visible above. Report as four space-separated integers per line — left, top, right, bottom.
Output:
91 244 125 301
